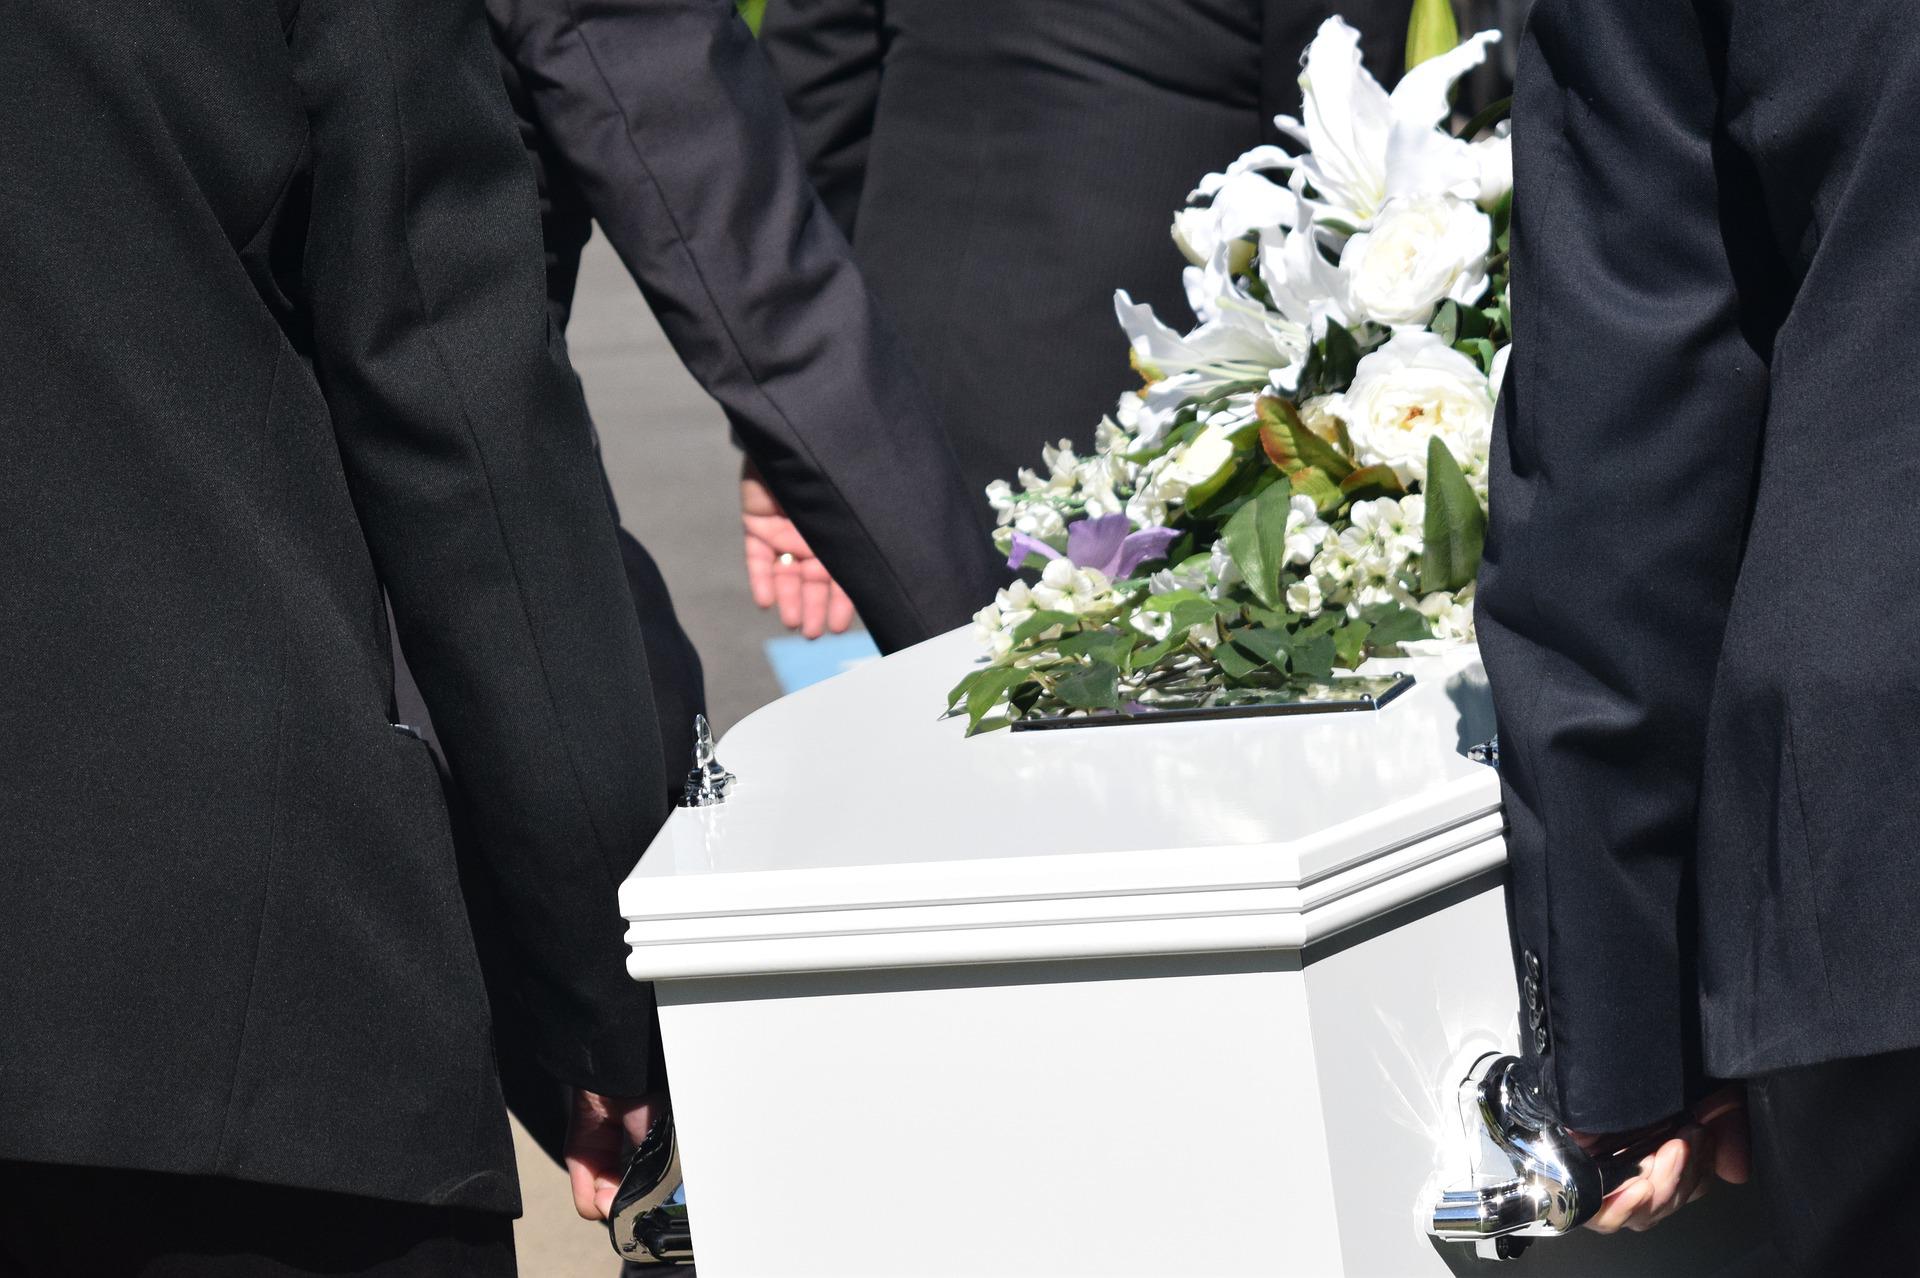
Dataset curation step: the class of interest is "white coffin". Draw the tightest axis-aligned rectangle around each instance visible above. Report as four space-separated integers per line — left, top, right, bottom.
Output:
620 631 1761 1276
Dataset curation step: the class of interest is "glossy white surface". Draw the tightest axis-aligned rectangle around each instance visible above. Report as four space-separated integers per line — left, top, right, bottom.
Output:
660 956 1342 1277
622 630 1502 978
654 883 1760 1278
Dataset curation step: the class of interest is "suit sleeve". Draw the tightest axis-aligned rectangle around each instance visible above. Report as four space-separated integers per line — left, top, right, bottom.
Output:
288 0 668 1095
1476 0 1771 1130
490 0 1002 654
756 0 885 238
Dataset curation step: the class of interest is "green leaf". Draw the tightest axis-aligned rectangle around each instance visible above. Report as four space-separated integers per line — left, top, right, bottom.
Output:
965 666 1035 729
1430 300 1460 347
1057 628 1136 667
1142 589 1220 636
1009 679 1046 716
947 667 986 710
1332 620 1373 670
1363 603 1433 655
1140 590 1205 611
1128 634 1182 672
1289 465 1344 516
1291 633 1337 679
1454 337 1496 373
1010 610 1078 645
1339 463 1407 505
1295 610 1342 639
1198 465 1284 524
1233 627 1294 672
1221 484 1300 610
1405 0 1460 71
1454 302 1492 341
1213 641 1262 681
1053 660 1121 710
1321 320 1362 390
1419 436 1487 595
1183 443 1246 510
1456 96 1512 143
1258 396 1355 481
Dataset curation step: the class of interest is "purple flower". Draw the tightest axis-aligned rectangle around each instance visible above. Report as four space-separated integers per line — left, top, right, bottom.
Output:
1007 513 1179 579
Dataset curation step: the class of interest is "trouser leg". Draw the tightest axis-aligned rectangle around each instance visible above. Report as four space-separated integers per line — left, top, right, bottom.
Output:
1748 1045 1920 1277
0 1163 516 1278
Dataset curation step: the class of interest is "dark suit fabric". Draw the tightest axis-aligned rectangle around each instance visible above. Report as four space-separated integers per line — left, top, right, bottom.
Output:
1749 1047 1920 1276
1 0 672 1213
1481 0 1920 1132
0 1164 516 1278
487 0 1003 652
761 0 1413 506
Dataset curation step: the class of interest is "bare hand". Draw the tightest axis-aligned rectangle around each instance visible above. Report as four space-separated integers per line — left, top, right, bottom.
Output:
563 1089 664 1222
1578 1085 1749 1234
741 462 856 639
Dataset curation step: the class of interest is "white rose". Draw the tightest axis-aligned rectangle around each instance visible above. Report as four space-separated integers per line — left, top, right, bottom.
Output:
1472 126 1512 210
1334 330 1495 486
1340 196 1492 328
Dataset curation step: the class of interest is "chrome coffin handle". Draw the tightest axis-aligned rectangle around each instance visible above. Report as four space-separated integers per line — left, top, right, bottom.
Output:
1427 1053 1683 1261
608 1114 694 1265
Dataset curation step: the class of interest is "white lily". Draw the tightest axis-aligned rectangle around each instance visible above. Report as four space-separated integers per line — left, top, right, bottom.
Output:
1115 290 1302 399
1172 167 1293 268
1272 18 1501 231
1257 191 1360 349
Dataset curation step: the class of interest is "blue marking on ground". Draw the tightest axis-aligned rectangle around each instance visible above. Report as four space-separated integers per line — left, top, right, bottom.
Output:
764 631 881 695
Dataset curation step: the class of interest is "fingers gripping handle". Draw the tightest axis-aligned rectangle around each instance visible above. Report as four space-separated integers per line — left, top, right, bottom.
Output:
1426 1054 1685 1260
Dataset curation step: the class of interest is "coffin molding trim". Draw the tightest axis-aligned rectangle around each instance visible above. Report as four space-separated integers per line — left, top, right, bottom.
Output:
624 808 1505 980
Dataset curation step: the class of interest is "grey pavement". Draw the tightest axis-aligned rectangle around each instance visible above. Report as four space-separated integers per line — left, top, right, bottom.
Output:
511 232 795 1275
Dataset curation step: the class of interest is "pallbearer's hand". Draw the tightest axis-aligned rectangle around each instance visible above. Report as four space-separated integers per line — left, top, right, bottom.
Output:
565 1089 664 1221
1578 1085 1749 1233
742 460 856 639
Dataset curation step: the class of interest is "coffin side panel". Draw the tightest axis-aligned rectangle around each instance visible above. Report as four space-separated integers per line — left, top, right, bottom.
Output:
656 955 1343 1276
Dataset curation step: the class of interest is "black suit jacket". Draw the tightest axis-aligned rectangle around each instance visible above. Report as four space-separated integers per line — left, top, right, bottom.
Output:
1481 0 1920 1131
760 0 1414 505
1 0 674 1212
486 0 1002 651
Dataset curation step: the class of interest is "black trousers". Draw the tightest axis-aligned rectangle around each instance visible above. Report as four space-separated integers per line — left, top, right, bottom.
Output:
1751 1046 1920 1277
0 1164 515 1277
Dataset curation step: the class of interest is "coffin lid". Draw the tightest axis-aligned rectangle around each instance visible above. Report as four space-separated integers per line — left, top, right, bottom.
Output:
620 630 1503 980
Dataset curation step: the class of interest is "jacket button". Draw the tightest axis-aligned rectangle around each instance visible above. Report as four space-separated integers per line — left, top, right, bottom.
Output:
1533 1025 1549 1054
1525 950 1541 979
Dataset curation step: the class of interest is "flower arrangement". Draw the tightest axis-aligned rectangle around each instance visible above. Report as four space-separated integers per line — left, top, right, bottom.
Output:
949 16 1511 733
